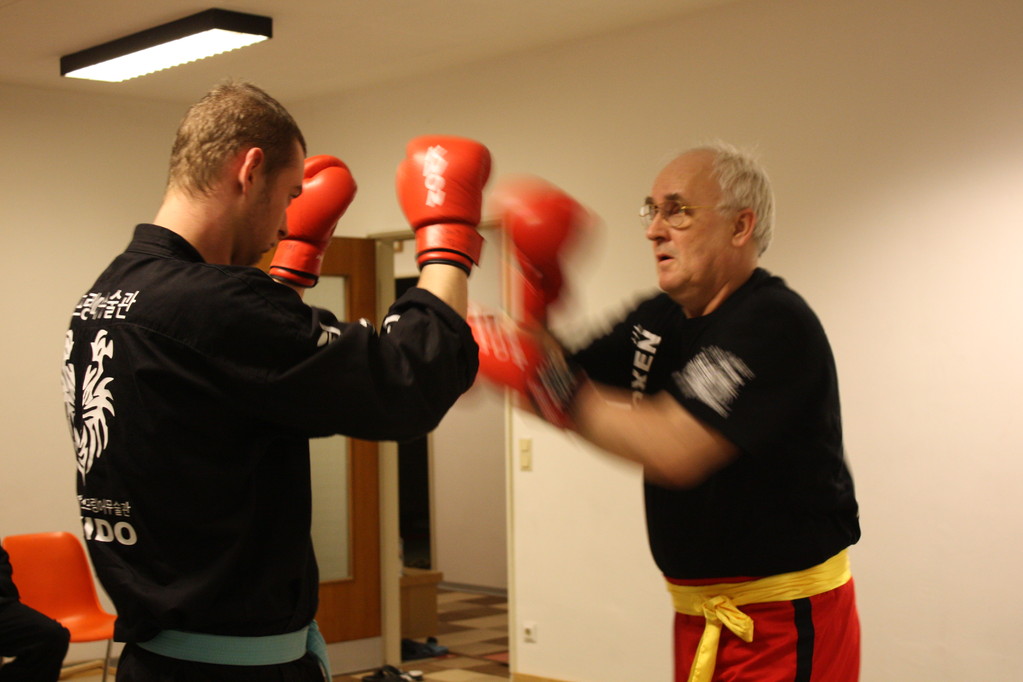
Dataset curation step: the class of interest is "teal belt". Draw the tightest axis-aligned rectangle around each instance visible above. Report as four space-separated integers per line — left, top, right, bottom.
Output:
138 620 330 679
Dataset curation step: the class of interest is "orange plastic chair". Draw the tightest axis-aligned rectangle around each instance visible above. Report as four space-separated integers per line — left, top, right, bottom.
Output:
2 531 116 681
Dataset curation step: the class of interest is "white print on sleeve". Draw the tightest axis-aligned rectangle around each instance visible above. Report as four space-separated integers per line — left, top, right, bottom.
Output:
317 319 375 346
317 322 342 347
673 346 754 418
630 324 662 403
63 329 116 481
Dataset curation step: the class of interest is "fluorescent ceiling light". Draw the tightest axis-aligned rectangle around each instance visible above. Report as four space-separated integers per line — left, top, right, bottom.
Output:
60 9 272 83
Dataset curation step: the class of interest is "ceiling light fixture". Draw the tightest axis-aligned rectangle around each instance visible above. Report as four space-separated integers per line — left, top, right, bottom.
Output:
60 9 272 83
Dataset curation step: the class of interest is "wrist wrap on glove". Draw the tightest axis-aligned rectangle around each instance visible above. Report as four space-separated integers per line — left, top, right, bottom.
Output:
270 155 357 287
469 311 584 428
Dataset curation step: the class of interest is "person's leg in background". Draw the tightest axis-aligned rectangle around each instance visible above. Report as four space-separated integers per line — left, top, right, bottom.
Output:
0 600 70 682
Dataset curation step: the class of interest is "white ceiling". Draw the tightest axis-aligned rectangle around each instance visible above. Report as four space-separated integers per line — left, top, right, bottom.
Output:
0 0 731 104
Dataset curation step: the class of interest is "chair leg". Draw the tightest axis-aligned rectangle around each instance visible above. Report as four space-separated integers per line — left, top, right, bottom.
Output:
101 639 112 682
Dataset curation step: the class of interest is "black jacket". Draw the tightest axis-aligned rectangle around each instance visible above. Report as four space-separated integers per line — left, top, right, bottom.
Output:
64 224 478 641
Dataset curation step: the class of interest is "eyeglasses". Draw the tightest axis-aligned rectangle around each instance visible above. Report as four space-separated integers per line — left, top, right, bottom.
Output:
639 200 713 229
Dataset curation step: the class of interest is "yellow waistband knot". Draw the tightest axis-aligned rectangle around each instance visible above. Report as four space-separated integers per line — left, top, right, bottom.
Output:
703 595 754 642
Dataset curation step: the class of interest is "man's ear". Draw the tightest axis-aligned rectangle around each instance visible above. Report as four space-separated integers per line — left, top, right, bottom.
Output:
731 208 757 247
236 147 265 196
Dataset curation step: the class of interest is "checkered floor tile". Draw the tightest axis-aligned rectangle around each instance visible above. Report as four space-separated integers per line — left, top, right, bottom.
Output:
341 588 509 681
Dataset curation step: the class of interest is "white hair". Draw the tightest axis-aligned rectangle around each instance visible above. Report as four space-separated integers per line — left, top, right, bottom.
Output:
688 142 775 255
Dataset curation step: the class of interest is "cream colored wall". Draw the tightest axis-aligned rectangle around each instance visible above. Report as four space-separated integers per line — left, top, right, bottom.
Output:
391 235 508 591
0 83 183 662
2 0 1022 678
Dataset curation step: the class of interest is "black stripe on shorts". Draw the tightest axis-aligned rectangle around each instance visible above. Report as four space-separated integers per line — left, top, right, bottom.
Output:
793 597 815 682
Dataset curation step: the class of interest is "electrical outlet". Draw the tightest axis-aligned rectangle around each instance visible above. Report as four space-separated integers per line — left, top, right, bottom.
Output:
519 438 533 471
523 620 538 643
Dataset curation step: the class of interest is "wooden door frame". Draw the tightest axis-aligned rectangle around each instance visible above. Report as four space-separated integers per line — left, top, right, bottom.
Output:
258 237 381 643
316 237 380 642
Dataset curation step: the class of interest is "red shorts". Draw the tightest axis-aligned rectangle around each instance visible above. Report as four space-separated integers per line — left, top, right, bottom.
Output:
672 578 859 682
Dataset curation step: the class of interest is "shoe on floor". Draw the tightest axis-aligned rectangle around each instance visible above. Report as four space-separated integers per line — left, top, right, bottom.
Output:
401 636 448 661
361 665 424 681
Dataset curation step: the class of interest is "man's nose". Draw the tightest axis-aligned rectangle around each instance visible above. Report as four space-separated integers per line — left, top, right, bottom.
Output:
645 214 667 241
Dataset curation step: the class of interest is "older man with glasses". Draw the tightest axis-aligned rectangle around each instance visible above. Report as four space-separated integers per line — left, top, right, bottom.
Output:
485 142 862 682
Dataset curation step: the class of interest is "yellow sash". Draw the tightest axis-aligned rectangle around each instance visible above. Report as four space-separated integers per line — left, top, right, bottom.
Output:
666 550 850 682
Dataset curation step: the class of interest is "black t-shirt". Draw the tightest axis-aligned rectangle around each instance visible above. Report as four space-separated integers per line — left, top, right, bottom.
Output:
574 269 860 579
64 225 478 642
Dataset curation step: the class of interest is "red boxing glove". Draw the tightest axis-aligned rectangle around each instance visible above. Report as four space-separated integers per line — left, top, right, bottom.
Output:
468 311 582 428
396 136 491 274
469 311 541 395
270 155 357 288
497 177 587 325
